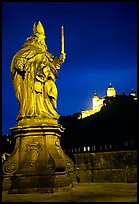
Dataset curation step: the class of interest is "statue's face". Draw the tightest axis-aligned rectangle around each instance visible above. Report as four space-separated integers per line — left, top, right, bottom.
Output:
36 34 47 51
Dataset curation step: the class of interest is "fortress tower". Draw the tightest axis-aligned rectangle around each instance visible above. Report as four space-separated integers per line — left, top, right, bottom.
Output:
130 89 136 97
107 83 116 97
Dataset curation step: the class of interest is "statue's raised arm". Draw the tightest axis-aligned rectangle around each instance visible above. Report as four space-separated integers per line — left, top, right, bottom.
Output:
11 21 66 126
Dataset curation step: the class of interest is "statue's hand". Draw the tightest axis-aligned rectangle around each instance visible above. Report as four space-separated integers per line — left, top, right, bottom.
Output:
59 53 66 62
16 58 26 71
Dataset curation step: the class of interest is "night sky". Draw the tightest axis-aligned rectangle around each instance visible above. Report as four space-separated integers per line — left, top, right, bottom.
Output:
2 2 137 135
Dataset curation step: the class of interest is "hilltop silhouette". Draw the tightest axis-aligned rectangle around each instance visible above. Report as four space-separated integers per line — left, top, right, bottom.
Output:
59 94 137 150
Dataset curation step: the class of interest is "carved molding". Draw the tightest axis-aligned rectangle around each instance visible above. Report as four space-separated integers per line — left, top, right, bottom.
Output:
3 161 18 175
25 139 42 168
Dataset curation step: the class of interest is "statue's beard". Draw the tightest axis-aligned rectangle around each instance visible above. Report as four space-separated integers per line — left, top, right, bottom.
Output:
36 40 48 51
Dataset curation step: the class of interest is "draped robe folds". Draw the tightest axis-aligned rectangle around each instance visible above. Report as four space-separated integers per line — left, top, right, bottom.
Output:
11 43 62 123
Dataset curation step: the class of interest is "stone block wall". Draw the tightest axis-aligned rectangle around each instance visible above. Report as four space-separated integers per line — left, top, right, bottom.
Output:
69 150 137 183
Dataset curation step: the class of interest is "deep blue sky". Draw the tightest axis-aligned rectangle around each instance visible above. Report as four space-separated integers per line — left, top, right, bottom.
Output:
2 2 137 135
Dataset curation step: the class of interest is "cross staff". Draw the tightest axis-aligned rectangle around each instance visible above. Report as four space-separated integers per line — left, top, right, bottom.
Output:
61 26 64 54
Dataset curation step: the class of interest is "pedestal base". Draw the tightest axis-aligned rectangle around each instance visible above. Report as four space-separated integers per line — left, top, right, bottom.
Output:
2 124 74 193
8 174 73 194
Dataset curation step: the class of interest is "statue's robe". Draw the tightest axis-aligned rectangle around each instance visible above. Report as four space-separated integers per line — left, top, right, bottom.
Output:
11 41 62 122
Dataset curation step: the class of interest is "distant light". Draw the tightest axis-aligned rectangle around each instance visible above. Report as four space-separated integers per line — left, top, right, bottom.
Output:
77 114 82 120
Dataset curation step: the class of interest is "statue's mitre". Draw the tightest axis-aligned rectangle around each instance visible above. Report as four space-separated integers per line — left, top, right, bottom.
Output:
33 21 45 35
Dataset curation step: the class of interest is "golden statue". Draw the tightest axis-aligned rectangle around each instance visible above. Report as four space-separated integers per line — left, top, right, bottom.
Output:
3 23 74 193
10 21 66 125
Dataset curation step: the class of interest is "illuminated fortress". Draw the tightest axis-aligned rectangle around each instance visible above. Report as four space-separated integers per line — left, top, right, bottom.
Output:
81 83 136 119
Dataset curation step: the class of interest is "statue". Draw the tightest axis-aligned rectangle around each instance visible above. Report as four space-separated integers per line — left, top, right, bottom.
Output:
10 21 66 125
3 22 74 193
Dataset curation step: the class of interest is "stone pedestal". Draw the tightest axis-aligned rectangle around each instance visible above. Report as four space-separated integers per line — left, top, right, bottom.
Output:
2 124 74 193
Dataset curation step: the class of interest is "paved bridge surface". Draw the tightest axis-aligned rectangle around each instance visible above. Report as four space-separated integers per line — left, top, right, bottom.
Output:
2 183 137 202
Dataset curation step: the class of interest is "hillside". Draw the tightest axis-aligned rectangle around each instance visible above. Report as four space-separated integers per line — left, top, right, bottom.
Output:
59 95 137 149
